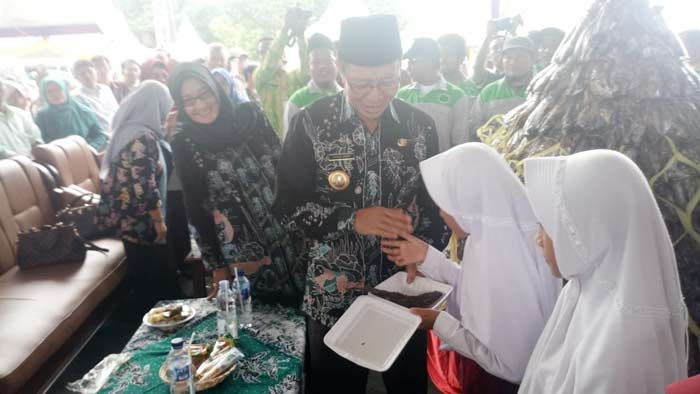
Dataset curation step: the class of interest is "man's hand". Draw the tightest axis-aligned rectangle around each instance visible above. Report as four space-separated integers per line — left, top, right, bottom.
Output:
208 266 232 299
235 257 273 276
354 207 413 239
410 308 440 330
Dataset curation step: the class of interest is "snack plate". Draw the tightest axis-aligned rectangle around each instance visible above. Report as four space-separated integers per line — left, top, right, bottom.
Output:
324 295 421 372
142 304 196 330
159 360 236 391
373 271 453 309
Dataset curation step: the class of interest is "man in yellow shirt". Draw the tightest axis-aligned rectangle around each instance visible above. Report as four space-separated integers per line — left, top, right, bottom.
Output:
254 8 311 136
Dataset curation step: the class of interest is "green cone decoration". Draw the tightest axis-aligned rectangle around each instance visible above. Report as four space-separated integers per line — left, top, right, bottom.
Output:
478 0 700 372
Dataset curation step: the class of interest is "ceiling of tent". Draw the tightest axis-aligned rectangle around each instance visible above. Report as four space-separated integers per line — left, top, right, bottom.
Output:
0 0 152 65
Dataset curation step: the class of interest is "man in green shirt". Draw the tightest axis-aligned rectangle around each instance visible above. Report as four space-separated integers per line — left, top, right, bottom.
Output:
472 20 507 89
530 27 565 70
437 33 481 97
283 33 341 139
398 38 470 151
0 81 43 159
469 36 536 141
254 7 311 137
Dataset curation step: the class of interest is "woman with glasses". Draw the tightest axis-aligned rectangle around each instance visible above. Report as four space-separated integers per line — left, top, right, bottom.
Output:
167 62 304 306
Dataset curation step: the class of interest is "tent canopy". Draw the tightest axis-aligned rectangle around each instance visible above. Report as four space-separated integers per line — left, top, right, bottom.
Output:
0 0 151 65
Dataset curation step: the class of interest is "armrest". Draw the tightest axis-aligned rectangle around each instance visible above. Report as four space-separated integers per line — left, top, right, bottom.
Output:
61 187 100 207
33 160 64 211
90 146 105 169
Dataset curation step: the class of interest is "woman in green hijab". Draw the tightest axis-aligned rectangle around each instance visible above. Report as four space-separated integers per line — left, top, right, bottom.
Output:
35 76 107 151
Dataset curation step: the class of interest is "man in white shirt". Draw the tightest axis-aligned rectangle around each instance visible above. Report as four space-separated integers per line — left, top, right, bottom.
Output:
72 60 119 135
0 81 43 159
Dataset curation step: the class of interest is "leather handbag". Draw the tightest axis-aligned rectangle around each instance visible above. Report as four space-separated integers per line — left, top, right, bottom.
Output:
56 193 103 240
16 223 87 270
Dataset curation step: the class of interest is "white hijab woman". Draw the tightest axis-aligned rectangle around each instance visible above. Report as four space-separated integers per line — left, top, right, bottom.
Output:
382 142 561 383
520 150 688 394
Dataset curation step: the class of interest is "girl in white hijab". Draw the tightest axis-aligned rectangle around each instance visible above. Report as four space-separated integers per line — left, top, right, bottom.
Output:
520 150 688 394
382 143 561 393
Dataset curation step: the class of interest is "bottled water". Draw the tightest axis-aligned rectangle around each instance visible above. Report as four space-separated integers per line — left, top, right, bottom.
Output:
166 338 194 394
234 269 253 328
216 280 238 338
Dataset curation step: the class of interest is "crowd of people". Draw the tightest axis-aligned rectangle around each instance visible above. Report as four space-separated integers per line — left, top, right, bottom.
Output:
1 7 698 394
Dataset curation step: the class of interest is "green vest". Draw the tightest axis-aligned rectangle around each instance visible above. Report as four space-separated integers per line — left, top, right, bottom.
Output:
397 80 466 108
458 79 481 97
397 79 470 151
478 78 528 104
289 85 337 109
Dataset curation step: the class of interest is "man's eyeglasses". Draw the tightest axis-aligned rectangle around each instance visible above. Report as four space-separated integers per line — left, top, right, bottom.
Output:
346 77 400 96
182 89 216 109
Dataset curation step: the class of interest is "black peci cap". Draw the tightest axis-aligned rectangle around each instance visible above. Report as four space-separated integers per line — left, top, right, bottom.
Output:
337 14 402 67
308 33 335 52
404 38 441 62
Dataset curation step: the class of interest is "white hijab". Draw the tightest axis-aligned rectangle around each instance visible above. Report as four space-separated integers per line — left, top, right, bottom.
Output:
420 142 561 382
520 150 688 394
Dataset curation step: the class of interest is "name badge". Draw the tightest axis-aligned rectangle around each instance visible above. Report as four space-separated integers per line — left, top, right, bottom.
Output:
327 153 355 162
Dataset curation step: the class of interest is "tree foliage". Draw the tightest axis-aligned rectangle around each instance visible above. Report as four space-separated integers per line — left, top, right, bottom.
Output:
113 0 403 54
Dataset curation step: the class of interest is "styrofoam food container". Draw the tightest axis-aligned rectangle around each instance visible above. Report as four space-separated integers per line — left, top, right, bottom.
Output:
372 271 453 309
323 295 421 372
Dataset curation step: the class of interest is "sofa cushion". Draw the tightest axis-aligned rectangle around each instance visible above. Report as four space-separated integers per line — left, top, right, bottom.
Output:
0 238 126 394
0 157 56 275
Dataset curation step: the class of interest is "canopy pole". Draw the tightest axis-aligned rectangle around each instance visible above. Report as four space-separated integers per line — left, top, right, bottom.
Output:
491 0 501 19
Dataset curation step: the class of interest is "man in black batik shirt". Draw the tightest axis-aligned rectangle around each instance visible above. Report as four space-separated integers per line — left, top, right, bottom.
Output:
275 14 448 394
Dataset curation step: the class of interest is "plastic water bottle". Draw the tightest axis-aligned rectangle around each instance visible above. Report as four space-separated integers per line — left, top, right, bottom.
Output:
216 280 238 338
234 269 253 328
166 338 194 394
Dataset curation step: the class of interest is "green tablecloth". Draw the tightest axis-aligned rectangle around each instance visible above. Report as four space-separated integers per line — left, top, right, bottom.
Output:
97 298 305 394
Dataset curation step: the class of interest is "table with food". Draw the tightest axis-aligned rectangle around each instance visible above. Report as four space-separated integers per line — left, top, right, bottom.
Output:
67 271 453 393
70 298 306 394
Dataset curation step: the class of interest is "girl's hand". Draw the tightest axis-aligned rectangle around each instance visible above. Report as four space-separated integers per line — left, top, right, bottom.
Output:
381 232 429 266
381 232 428 283
410 308 440 330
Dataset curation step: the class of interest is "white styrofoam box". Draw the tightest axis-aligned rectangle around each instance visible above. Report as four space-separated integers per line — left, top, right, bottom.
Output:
372 271 453 309
323 295 421 372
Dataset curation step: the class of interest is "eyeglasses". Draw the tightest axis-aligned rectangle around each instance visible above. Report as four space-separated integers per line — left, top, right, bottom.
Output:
182 89 216 109
310 58 335 68
345 77 400 97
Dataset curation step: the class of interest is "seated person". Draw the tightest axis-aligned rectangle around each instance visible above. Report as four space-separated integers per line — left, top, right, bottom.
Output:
72 59 119 134
0 81 43 159
35 76 107 151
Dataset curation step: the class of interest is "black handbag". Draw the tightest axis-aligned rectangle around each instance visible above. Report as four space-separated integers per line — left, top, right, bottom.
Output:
56 193 104 240
16 223 109 270
16 224 86 270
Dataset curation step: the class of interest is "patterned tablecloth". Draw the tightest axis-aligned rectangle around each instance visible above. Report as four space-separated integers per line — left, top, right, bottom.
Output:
95 298 306 394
